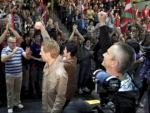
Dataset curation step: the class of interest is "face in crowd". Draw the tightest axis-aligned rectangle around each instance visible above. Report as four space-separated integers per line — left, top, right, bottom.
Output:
7 37 17 49
102 42 135 75
40 40 60 62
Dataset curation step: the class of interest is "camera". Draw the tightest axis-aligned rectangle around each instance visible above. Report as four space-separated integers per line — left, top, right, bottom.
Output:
90 69 121 113
94 69 121 94
63 70 121 113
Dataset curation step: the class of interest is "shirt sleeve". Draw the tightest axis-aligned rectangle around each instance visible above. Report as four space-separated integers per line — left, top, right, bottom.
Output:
1 48 7 56
51 73 68 113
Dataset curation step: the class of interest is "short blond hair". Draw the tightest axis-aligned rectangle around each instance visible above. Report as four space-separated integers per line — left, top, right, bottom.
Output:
42 39 60 58
7 36 16 42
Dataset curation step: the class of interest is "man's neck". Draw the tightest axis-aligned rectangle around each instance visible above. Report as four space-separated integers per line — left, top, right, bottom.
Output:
47 58 56 66
106 70 123 79
65 55 72 60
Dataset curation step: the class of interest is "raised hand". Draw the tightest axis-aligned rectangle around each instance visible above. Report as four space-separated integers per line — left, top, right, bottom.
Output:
73 24 77 31
25 47 32 59
34 21 44 30
12 47 18 54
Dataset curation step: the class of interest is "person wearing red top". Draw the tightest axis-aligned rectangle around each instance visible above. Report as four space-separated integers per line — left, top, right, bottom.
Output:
147 18 150 32
133 3 139 20
114 12 120 28
142 5 149 19
8 5 17 29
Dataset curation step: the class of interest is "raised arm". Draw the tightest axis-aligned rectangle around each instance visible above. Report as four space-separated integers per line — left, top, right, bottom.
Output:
69 25 76 41
31 56 43 62
54 21 63 34
0 24 9 44
69 24 85 43
34 21 51 42
75 28 85 43
9 27 23 44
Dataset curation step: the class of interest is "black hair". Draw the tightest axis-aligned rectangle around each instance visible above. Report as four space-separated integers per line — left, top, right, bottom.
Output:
65 42 77 57
83 37 91 44
141 34 150 46
126 39 140 54
141 34 150 57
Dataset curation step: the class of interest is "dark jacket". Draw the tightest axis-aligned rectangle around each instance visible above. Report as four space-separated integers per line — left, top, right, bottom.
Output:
64 57 77 100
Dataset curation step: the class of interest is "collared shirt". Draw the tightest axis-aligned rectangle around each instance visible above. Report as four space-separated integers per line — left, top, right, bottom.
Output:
1 46 24 76
119 73 137 92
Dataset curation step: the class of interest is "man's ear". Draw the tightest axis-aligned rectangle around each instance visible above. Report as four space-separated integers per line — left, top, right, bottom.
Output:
47 52 51 58
111 60 118 68
68 51 71 57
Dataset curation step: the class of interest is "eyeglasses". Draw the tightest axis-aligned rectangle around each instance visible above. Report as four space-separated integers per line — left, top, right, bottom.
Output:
8 41 16 43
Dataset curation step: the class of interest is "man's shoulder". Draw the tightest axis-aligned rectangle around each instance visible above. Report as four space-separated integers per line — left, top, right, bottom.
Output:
16 47 24 52
56 62 66 71
56 63 67 78
1 46 10 53
64 58 77 66
2 46 9 50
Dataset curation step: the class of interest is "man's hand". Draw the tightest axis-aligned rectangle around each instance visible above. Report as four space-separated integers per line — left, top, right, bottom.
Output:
98 11 107 25
25 47 32 59
73 24 77 32
35 21 51 41
12 47 18 55
34 21 44 30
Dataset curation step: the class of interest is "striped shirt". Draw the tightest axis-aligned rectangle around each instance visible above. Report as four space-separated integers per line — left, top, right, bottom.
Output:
1 46 24 76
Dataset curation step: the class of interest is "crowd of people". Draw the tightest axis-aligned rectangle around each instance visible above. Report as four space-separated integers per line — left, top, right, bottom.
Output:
0 0 150 113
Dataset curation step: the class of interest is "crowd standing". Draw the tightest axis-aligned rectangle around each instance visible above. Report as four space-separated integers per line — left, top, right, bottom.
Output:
0 0 150 113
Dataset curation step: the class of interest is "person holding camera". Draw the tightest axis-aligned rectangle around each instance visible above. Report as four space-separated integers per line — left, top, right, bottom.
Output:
63 42 137 113
102 42 137 113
